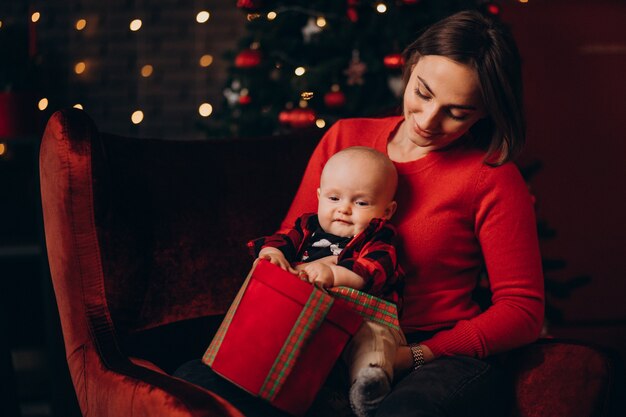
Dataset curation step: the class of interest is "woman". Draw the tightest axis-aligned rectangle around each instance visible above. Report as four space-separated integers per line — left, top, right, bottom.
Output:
176 10 544 417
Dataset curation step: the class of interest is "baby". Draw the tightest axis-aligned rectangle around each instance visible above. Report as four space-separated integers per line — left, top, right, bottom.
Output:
249 146 405 417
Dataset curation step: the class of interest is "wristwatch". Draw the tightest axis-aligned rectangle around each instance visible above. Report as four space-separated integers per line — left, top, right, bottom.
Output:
409 344 425 370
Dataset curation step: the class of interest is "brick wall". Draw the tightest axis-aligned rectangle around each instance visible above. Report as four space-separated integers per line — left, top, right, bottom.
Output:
30 0 245 139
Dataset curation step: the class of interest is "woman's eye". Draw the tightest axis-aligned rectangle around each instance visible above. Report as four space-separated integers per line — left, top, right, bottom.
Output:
415 88 430 100
447 110 469 121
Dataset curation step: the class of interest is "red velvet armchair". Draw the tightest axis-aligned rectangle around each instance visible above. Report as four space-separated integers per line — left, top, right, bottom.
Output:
40 109 624 417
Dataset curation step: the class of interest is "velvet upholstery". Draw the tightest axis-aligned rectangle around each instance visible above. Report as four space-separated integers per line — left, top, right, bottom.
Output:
40 108 624 417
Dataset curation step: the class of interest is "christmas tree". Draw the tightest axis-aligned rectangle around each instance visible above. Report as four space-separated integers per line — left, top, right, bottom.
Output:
199 0 494 138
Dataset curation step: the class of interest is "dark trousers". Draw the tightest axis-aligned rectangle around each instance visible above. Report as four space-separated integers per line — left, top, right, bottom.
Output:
174 332 512 417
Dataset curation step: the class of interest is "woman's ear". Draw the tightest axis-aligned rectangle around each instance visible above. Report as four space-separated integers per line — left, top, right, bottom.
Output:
384 201 397 219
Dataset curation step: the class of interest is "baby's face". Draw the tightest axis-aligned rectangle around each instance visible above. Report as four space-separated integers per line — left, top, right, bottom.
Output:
317 157 396 238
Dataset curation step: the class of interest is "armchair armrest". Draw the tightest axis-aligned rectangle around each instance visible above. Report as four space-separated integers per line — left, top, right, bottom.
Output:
508 338 625 417
68 342 243 417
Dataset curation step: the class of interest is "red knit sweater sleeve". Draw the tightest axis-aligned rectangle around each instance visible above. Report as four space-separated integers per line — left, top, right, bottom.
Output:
423 163 545 358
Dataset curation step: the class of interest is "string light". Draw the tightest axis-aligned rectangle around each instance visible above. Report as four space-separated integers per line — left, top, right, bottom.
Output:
198 103 213 117
0 143 6 156
267 11 277 20
131 110 144 124
376 3 387 13
196 11 210 23
299 100 308 108
519 0 529 3
247 13 261 21
301 92 314 100
75 19 87 30
31 12 41 23
74 61 86 74
294 66 306 76
38 98 49 111
199 54 213 67
141 65 153 77
0 20 4 29
316 17 327 27
315 119 326 129
130 19 142 31
73 104 83 109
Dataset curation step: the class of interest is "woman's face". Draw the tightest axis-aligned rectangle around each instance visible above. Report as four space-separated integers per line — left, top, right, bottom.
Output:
401 55 486 152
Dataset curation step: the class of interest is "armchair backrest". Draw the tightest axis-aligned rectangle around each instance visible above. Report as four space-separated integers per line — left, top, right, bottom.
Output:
40 109 321 355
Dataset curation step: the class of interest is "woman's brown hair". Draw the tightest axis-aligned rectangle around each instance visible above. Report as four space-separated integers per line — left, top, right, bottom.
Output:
402 10 525 166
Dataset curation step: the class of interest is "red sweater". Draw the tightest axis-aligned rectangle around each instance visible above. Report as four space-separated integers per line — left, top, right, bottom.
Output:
281 116 545 358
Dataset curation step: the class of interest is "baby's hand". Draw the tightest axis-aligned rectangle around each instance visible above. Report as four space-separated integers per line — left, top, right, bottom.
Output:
299 262 335 289
257 248 297 274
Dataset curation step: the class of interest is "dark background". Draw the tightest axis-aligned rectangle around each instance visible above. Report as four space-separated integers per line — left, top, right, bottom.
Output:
1 1 625 416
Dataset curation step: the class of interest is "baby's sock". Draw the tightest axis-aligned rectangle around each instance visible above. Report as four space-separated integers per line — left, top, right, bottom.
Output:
349 366 391 417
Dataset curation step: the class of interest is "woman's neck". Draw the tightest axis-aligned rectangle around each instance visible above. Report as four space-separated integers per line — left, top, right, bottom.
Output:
387 120 431 163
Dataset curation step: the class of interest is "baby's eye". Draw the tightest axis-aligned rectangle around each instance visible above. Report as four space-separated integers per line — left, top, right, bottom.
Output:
328 196 340 202
355 201 370 207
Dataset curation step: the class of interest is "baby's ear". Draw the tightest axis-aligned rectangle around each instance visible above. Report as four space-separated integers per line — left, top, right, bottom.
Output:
384 201 397 219
317 188 321 200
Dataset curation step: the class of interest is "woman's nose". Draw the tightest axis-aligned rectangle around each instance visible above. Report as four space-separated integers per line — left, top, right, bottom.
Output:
417 104 440 131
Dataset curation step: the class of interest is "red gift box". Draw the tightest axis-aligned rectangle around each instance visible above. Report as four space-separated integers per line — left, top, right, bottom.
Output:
203 260 364 416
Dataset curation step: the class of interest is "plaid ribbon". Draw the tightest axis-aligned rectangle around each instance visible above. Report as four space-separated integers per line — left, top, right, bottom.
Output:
329 286 400 331
258 289 333 400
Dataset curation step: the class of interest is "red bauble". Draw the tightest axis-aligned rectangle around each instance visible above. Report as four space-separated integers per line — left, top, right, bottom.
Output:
237 0 262 10
481 2 501 16
235 49 262 68
324 90 346 108
383 53 404 69
347 0 359 22
279 108 316 129
238 95 252 105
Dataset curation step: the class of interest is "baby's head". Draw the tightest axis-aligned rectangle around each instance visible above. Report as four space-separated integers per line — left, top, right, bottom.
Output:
317 146 398 238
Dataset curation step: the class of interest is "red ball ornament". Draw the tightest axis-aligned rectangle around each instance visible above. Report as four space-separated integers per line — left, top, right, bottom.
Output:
383 53 404 69
481 2 501 16
235 49 262 68
347 0 359 22
238 95 252 105
279 108 316 129
324 90 346 108
237 0 262 10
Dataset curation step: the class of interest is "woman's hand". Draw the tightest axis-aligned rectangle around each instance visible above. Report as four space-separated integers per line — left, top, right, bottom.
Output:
257 247 297 274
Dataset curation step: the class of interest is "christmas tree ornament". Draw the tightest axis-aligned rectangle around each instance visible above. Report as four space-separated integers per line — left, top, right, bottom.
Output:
347 0 360 22
383 53 404 69
302 17 323 43
235 49 262 68
344 50 367 86
237 0 263 11
223 88 240 107
301 91 314 100
480 2 501 16
239 94 252 105
279 108 316 129
324 85 346 108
